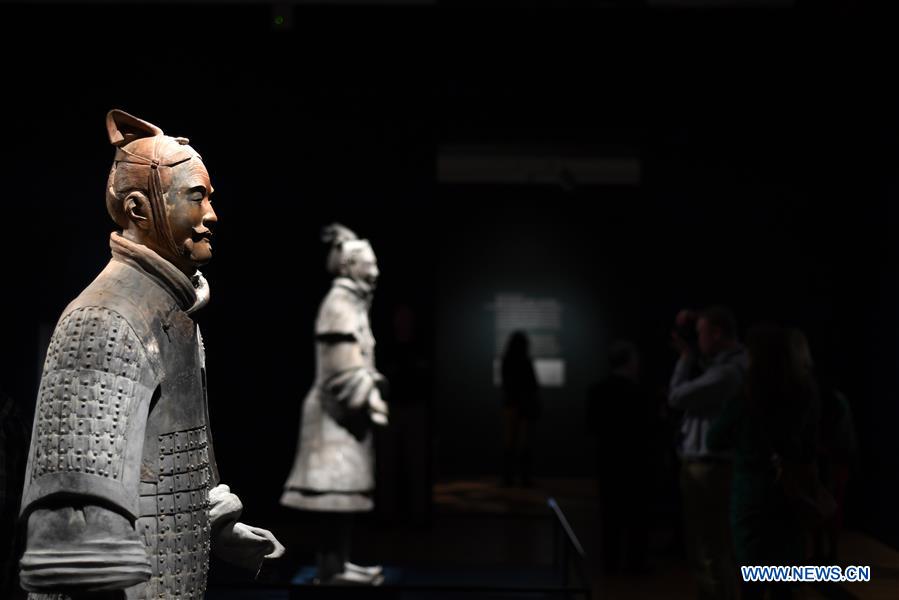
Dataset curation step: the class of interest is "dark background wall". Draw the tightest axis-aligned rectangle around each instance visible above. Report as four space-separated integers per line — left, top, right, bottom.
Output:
2 4 899 549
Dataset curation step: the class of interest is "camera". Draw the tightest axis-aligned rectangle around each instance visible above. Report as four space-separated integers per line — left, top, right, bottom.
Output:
674 312 700 355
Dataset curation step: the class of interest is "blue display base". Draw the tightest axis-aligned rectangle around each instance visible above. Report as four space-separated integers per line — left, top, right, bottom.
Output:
291 564 561 587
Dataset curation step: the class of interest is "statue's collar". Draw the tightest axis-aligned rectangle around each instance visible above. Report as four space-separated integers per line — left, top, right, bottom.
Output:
333 276 372 304
110 232 209 314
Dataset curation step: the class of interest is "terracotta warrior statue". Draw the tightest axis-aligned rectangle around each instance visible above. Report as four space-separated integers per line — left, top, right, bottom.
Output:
18 109 284 599
281 224 389 585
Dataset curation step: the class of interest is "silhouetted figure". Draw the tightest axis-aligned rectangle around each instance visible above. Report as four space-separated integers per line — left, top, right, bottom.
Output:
0 390 27 600
501 331 540 487
802 337 858 563
586 341 655 574
669 306 746 600
708 325 821 600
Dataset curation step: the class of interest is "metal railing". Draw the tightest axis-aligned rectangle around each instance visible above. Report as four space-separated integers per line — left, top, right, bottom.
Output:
549 496 592 599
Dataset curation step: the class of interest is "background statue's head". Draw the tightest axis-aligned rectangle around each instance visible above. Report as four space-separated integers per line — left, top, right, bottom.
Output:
105 109 217 276
322 223 379 293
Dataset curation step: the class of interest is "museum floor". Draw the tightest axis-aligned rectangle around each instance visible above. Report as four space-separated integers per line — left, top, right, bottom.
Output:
206 478 897 600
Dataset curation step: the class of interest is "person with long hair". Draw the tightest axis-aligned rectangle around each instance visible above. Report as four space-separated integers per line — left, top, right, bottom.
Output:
707 324 820 600
501 331 540 486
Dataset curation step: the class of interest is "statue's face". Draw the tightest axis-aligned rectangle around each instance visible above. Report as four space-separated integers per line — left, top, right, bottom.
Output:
346 243 379 292
163 156 217 273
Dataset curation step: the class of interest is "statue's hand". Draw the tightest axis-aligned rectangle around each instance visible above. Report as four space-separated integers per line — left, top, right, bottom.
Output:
239 523 286 560
368 386 389 426
208 484 285 573
208 483 243 529
372 371 390 399
212 521 286 573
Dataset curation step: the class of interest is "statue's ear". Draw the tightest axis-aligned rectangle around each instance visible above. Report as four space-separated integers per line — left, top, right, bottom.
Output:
123 191 153 230
106 109 163 147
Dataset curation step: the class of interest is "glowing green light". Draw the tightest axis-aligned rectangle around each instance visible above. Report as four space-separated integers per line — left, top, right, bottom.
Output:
274 15 284 25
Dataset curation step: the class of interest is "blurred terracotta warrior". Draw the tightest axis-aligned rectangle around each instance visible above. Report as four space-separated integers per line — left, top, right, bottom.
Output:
18 109 283 599
282 223 389 585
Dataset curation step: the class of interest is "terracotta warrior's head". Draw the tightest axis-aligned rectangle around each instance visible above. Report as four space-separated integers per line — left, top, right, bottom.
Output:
106 109 217 276
322 223 379 294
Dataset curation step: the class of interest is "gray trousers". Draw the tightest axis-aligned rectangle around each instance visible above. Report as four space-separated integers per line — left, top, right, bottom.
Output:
680 460 737 600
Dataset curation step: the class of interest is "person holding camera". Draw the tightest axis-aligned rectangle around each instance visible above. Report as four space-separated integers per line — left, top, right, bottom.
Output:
669 306 747 600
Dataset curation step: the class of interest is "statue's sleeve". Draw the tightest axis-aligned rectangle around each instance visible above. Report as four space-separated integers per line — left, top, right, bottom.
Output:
314 292 383 416
314 290 360 340
19 306 159 593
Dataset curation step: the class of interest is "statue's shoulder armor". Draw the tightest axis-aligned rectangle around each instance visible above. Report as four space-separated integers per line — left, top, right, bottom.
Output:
62 258 187 374
21 262 162 519
315 285 361 336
